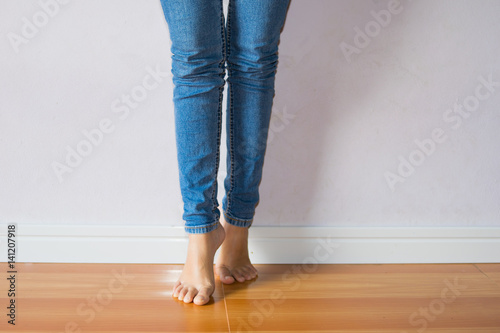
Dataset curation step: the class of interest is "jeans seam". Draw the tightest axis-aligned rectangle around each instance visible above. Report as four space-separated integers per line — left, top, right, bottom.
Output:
226 0 235 215
226 0 231 62
209 0 226 222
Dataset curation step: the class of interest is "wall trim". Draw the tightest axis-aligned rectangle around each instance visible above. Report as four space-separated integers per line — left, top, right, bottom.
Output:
2 224 499 264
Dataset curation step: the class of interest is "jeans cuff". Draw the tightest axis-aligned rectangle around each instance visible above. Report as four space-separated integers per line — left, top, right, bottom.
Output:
184 220 221 234
223 211 253 228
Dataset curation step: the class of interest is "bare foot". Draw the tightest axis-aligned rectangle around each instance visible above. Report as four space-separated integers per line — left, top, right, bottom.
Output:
172 222 225 305
215 217 258 284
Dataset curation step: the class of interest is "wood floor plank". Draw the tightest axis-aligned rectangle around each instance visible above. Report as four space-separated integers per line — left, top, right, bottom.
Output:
225 297 500 332
219 331 500 333
8 262 180 274
1 298 229 332
224 264 500 332
1 263 229 332
1 263 224 299
222 264 500 299
251 263 481 274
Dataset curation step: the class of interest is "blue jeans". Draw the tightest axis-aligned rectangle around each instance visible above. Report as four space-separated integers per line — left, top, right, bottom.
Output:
159 0 290 234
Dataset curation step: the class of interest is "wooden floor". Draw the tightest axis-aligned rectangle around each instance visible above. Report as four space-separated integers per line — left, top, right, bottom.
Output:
1 263 500 332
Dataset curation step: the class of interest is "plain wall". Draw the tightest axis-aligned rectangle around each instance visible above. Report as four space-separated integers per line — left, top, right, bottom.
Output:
1 0 499 228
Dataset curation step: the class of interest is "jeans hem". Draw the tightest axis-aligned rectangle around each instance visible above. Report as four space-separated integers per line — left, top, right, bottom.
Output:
184 220 221 234
223 211 253 228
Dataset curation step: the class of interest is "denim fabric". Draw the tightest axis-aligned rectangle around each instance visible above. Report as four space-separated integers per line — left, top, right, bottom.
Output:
159 0 290 234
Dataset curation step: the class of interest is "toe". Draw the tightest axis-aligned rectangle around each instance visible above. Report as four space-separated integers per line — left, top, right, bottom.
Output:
248 266 258 279
241 267 254 280
233 268 247 283
237 267 250 280
183 287 196 303
172 282 182 297
194 287 211 305
177 286 188 301
224 275 235 284
216 266 235 284
173 280 181 289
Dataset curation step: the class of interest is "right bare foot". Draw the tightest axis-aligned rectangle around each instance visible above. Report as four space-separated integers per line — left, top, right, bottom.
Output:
172 222 225 305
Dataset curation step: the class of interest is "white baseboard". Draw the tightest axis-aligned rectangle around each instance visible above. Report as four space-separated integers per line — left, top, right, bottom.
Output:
1 224 499 264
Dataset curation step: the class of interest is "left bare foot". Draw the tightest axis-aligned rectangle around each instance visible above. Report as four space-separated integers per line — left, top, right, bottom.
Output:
215 216 258 284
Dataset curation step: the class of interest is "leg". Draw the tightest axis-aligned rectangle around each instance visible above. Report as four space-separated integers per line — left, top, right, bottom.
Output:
162 0 226 233
160 0 226 305
216 0 290 284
